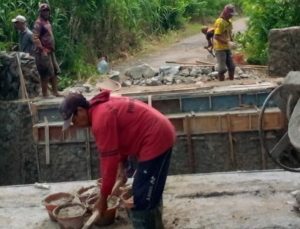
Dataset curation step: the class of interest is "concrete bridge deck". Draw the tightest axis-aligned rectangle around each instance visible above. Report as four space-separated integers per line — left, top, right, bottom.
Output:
1 170 300 229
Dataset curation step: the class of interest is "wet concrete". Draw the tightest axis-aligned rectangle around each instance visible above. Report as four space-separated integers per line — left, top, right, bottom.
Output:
0 170 300 229
32 131 281 183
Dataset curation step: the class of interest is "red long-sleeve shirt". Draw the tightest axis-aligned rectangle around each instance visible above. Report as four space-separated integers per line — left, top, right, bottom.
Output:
88 91 176 196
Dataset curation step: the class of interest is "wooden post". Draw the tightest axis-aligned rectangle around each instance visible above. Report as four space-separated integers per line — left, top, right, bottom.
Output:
16 53 27 100
226 114 237 169
259 112 267 170
44 117 50 165
185 114 196 173
147 95 152 106
16 53 33 116
85 128 92 179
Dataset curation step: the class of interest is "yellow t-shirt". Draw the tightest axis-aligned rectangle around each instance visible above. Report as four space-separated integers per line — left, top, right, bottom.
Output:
213 18 233 50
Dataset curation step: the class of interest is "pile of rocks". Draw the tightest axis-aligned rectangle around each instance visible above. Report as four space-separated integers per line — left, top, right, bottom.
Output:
121 63 253 87
0 52 40 100
64 63 260 93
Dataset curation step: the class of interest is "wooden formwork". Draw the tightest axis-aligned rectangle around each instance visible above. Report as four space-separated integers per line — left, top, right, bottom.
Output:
171 108 284 136
33 108 284 144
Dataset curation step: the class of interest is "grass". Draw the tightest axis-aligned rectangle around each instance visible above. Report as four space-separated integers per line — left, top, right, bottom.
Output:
59 21 204 90
140 22 202 55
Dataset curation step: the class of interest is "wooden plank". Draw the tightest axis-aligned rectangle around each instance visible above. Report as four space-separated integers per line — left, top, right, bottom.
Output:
33 109 284 143
166 61 203 65
170 118 184 134
183 110 283 134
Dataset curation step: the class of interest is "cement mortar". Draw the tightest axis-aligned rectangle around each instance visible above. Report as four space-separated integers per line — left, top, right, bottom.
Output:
0 100 282 186
37 143 99 182
35 132 281 183
172 132 280 175
1 171 300 229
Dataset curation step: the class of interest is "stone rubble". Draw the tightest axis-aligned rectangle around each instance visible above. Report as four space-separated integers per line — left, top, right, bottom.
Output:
62 63 261 93
0 52 40 100
120 63 254 87
269 26 300 77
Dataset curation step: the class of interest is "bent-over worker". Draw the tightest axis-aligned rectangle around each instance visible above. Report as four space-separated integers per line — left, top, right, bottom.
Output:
59 90 176 229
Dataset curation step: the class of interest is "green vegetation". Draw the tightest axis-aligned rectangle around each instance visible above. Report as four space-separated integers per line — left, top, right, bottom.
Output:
237 0 300 64
0 0 238 89
4 0 299 85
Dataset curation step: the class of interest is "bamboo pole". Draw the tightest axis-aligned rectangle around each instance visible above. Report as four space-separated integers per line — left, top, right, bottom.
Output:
166 61 203 65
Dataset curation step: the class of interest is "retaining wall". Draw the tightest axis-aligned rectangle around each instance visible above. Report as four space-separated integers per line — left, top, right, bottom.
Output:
0 101 38 185
34 131 280 183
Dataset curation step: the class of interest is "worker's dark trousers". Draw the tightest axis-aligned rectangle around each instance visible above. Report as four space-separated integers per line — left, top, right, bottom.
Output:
215 49 235 79
130 148 172 229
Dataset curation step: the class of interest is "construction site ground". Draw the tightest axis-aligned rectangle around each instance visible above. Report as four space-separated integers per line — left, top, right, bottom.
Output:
1 18 297 229
1 170 300 229
110 17 280 96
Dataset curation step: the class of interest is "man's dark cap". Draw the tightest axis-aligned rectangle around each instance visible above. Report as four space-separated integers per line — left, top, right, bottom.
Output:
59 93 89 131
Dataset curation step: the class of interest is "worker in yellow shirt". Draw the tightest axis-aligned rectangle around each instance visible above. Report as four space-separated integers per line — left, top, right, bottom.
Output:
213 4 237 81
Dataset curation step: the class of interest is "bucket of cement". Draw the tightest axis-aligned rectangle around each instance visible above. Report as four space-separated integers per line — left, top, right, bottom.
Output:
232 52 246 65
43 192 75 221
96 178 102 187
96 79 121 91
85 194 99 213
120 187 134 209
76 185 99 203
53 202 86 229
87 195 120 226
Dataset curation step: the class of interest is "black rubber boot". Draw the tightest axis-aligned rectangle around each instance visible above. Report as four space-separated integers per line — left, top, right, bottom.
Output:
218 73 225 81
228 70 235 80
130 206 164 229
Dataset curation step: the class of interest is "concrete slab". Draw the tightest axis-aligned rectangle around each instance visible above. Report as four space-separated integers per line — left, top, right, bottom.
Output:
1 170 300 229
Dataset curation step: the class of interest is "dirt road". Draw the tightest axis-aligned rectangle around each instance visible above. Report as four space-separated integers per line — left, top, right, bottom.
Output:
111 17 274 96
113 18 247 75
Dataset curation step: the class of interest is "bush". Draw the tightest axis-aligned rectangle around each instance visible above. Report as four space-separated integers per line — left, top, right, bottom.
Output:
0 0 239 89
238 0 300 64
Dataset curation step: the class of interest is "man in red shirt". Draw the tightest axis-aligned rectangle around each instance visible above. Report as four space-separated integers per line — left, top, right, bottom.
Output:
59 90 176 228
33 3 61 97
